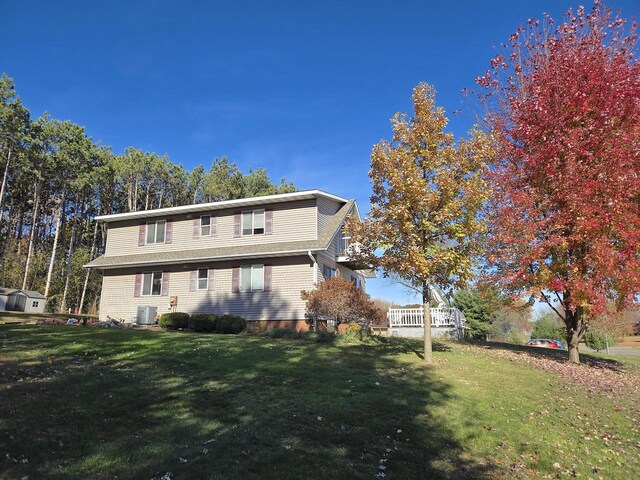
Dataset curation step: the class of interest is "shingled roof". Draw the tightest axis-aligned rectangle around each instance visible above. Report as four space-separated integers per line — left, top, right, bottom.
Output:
85 200 356 269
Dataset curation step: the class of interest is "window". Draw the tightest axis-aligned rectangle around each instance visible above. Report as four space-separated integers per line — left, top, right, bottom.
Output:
201 215 211 236
351 275 362 288
146 220 166 244
32 301 39 308
323 265 337 279
198 268 208 290
242 209 265 235
142 271 163 296
136 306 157 325
240 265 263 291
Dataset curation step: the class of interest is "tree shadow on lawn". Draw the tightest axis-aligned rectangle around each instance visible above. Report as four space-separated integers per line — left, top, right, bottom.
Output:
364 336 451 361
469 340 626 372
0 325 493 479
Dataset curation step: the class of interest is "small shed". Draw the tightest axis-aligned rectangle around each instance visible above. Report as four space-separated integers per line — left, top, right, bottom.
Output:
0 288 19 311
0 288 46 313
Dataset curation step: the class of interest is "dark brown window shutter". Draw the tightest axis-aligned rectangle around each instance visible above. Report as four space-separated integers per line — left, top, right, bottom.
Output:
189 270 197 292
193 217 200 239
165 219 173 244
233 212 241 237
264 264 272 292
138 223 146 246
231 266 240 293
265 209 273 235
134 272 142 297
161 272 170 296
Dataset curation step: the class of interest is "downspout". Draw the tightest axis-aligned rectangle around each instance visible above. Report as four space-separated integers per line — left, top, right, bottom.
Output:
307 251 317 286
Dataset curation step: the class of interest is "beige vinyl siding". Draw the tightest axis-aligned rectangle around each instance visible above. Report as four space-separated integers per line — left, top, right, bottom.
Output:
104 199 317 257
317 196 341 237
98 255 315 322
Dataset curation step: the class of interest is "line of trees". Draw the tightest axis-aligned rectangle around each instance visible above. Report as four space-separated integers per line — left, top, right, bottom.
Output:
0 73 295 314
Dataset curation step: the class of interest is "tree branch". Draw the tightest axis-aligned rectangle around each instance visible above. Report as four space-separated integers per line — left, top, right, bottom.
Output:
539 290 566 321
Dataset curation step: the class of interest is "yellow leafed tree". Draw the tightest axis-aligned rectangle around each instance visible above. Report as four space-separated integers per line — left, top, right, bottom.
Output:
347 83 495 362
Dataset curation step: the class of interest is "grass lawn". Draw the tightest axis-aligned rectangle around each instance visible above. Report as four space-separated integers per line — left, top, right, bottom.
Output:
1 326 638 479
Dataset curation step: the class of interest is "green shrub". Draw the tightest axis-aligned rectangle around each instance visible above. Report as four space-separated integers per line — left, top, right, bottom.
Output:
585 328 607 352
216 314 247 334
303 330 335 343
158 312 190 329
336 323 363 343
264 327 299 339
189 313 218 332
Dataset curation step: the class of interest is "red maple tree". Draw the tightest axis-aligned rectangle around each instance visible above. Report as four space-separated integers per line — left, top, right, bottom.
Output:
478 2 640 363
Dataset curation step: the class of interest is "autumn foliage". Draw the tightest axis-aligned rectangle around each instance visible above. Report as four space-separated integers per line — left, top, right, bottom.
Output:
300 276 383 333
347 83 494 361
478 2 640 362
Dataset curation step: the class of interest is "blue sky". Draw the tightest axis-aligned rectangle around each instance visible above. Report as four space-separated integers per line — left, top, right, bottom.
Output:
2 0 638 306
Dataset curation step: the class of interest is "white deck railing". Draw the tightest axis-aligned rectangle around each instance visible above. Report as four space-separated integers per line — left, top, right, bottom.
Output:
388 307 466 328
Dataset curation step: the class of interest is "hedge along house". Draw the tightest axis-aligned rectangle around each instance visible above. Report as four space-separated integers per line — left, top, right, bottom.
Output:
85 190 375 330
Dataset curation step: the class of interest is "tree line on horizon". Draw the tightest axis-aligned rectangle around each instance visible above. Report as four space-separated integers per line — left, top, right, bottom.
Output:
0 73 295 314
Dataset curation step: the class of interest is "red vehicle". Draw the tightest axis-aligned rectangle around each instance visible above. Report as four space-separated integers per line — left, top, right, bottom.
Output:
526 338 564 349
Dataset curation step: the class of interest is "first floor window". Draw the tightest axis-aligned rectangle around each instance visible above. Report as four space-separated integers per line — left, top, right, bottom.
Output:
240 264 264 291
136 306 158 325
351 275 362 288
242 209 265 235
142 271 163 296
146 219 166 244
32 301 39 308
198 268 208 290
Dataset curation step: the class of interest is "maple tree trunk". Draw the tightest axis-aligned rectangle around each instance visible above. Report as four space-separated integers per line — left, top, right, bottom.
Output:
423 282 433 364
565 305 586 364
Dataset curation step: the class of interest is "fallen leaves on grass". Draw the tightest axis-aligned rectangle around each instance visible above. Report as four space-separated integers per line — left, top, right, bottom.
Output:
455 344 640 397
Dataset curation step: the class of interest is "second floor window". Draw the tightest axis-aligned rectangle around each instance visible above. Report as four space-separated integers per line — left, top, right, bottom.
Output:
201 215 211 236
243 209 264 235
142 271 163 296
146 220 166 244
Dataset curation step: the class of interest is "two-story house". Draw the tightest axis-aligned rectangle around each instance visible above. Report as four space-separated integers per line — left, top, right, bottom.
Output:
85 190 374 330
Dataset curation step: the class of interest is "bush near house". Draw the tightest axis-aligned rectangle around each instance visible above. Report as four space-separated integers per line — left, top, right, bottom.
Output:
158 312 190 329
301 276 382 335
189 313 218 333
264 327 300 339
215 314 246 334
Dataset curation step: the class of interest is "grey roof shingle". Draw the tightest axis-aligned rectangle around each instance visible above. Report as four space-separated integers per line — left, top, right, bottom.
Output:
21 290 46 299
0 287 19 295
0 288 45 298
85 200 355 269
